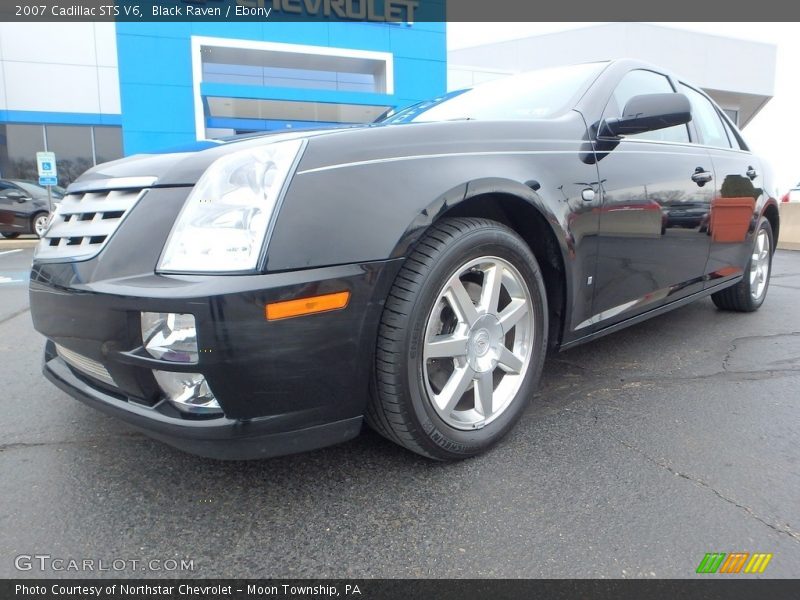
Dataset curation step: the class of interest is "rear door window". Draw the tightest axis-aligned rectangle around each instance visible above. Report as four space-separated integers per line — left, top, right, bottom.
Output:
680 84 732 149
720 116 746 151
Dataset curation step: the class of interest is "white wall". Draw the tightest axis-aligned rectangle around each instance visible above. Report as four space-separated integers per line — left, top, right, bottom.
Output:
0 23 120 115
448 66 512 90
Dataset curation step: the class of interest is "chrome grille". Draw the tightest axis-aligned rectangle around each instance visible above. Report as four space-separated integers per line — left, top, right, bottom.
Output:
56 344 116 388
36 188 145 261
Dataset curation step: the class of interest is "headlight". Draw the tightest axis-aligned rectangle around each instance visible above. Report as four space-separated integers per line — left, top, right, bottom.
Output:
158 139 304 273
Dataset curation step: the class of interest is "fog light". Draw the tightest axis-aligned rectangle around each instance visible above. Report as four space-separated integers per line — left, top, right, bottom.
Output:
141 312 198 363
152 370 222 415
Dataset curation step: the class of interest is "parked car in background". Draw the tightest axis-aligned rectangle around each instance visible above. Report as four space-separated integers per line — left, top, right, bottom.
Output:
0 179 64 238
30 60 779 461
780 183 800 203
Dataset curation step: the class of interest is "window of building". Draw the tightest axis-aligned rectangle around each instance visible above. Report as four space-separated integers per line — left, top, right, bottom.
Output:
679 84 731 149
0 124 45 183
0 124 123 187
722 108 739 126
193 38 395 137
206 97 390 124
44 125 94 186
93 127 124 164
604 70 690 144
200 43 390 94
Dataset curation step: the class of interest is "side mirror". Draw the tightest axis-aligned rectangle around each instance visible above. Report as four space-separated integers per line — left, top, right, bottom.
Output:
601 93 691 137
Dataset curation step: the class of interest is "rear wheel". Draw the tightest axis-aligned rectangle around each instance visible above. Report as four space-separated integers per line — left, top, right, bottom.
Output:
0 232 20 239
367 217 548 460
711 219 773 312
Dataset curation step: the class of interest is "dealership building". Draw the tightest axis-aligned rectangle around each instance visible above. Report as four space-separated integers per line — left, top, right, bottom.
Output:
0 22 775 188
0 21 446 186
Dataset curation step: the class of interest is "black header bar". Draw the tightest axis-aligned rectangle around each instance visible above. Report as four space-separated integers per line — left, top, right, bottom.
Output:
3 579 800 600
1 0 800 22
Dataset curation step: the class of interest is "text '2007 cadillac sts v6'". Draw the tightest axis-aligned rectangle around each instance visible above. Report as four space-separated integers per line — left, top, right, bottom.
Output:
30 60 778 460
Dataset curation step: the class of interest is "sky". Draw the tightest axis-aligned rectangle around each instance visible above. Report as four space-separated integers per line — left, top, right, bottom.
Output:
447 23 799 195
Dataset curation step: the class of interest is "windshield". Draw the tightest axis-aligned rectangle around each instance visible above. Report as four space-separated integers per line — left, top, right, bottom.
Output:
377 90 469 124
383 62 607 124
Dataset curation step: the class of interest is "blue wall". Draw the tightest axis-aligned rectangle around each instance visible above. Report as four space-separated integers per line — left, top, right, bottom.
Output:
115 22 447 155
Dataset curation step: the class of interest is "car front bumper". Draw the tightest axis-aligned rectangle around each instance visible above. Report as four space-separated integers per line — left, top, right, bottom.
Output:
30 258 403 459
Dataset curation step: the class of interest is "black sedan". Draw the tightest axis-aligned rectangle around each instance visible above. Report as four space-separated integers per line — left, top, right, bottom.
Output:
29 59 778 460
0 179 63 239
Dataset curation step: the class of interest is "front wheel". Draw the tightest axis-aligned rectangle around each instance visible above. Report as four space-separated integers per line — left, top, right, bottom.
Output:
367 217 548 460
711 219 773 312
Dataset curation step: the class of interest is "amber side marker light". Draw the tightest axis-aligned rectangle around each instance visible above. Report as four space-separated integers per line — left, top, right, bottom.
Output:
266 291 351 321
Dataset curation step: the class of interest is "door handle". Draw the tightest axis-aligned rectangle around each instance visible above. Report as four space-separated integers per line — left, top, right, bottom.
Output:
691 167 713 186
746 166 758 180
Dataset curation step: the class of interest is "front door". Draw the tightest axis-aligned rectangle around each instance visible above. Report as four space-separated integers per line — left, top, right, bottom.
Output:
584 69 713 333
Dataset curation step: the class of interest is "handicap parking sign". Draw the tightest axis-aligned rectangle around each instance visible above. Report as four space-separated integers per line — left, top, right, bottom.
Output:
36 152 57 180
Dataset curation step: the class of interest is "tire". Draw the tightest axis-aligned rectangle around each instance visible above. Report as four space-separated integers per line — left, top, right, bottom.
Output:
367 217 549 460
32 212 50 239
711 219 773 312
0 232 20 239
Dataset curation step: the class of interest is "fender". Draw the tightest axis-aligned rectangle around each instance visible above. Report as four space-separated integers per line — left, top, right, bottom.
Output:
388 176 586 349
265 112 597 273
389 176 571 265
753 156 779 245
266 140 600 338
760 196 780 249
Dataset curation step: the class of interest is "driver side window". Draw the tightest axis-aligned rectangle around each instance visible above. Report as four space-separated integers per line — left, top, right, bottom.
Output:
607 70 690 144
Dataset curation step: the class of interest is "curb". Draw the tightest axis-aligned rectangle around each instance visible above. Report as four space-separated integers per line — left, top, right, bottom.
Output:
0 239 39 249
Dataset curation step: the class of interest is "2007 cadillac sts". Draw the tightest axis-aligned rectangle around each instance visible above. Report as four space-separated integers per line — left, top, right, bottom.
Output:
30 60 778 460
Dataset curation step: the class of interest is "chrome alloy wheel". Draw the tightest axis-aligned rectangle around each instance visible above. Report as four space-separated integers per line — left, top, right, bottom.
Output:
422 256 534 430
750 229 770 301
34 214 50 238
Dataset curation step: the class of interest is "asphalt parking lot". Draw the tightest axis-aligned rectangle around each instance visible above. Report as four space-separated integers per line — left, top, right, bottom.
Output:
1 241 798 579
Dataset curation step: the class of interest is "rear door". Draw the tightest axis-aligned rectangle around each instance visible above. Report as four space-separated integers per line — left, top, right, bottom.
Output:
678 84 764 288
586 69 713 332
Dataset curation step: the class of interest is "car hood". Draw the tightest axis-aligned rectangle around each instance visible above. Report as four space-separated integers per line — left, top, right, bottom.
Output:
67 126 361 191
67 116 581 191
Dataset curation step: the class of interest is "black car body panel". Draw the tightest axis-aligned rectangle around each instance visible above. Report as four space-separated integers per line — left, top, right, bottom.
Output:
268 116 602 339
29 59 779 458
